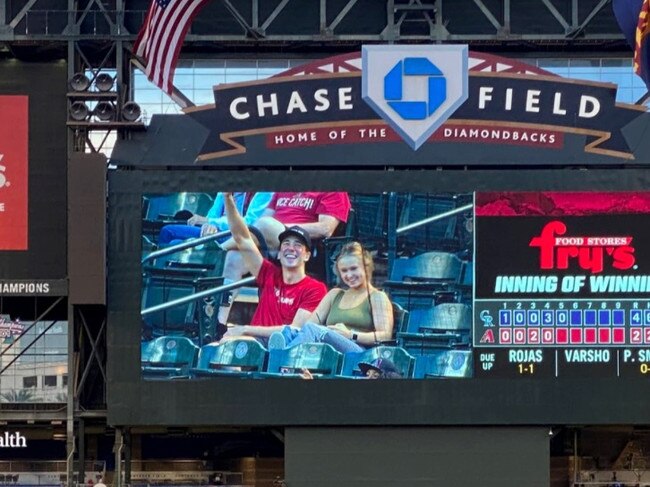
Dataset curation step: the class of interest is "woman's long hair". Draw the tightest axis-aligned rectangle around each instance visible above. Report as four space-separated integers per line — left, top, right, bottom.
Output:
334 241 378 344
334 241 374 285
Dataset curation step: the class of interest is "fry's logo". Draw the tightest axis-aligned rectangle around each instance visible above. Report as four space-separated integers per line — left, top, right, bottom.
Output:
529 221 635 273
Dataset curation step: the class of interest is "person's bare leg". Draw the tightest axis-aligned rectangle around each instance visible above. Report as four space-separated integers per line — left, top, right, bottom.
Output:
255 216 287 253
219 237 238 251
217 250 247 325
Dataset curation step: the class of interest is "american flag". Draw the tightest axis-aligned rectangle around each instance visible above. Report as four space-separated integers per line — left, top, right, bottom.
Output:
613 0 650 91
134 0 209 96
634 0 650 89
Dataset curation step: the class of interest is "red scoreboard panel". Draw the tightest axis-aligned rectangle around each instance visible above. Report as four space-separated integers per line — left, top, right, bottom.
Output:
474 191 650 379
0 96 28 250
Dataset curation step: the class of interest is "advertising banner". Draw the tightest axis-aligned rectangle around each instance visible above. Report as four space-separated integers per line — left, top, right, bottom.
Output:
112 49 650 167
474 192 650 378
0 96 28 250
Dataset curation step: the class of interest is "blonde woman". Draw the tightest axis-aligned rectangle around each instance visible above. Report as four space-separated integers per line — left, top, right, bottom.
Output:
268 241 394 353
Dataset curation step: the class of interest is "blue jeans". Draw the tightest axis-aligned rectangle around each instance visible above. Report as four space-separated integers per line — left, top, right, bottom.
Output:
158 224 230 247
158 224 201 246
282 322 364 354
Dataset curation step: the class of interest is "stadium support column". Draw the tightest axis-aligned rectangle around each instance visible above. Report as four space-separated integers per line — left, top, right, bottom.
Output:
67 302 74 487
66 407 75 487
114 428 124 487
78 419 86 486
124 429 132 487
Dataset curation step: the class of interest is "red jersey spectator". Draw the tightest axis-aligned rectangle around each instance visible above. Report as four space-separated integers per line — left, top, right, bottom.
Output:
220 193 327 342
269 192 350 224
217 192 350 326
251 258 325 326
242 191 351 251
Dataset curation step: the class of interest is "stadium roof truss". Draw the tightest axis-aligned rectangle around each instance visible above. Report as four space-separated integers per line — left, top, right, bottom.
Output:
0 0 627 47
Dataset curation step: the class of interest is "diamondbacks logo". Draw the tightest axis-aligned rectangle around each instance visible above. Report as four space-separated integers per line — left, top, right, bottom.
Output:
362 45 468 150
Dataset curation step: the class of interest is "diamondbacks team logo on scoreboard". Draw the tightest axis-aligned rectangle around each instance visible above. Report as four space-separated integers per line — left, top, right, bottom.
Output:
361 45 468 150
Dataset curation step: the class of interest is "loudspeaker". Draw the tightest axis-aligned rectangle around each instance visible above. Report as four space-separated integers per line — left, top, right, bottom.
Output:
94 73 114 92
121 101 142 122
68 153 107 304
69 72 91 92
93 101 115 121
69 101 90 121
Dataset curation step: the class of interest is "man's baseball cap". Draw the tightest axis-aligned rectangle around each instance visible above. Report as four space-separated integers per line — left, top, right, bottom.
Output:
278 225 312 251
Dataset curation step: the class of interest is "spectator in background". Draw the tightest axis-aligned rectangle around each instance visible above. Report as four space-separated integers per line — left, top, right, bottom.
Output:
157 192 273 246
218 193 327 343
217 192 351 325
299 358 402 379
267 241 393 354
358 358 403 379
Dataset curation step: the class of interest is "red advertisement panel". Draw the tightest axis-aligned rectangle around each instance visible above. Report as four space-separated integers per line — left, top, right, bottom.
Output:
0 96 28 250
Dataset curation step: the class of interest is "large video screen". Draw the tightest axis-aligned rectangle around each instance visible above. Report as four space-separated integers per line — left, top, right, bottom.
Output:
141 191 474 380
140 190 650 382
108 170 650 426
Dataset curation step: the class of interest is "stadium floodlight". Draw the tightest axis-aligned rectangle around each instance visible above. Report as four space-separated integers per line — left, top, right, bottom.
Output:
121 102 142 122
69 73 91 92
68 101 90 121
93 101 116 121
95 73 114 92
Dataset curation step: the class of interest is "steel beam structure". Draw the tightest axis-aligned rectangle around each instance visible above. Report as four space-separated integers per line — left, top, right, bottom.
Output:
0 0 632 484
0 0 626 47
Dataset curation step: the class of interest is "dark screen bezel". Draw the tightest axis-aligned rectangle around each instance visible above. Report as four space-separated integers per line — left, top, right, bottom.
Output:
107 168 650 426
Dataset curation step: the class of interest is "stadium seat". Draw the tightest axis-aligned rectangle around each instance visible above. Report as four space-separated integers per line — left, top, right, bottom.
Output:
308 211 355 285
191 339 268 377
388 251 463 282
141 266 211 338
383 251 463 311
141 336 200 378
413 350 473 378
373 302 409 347
264 343 343 377
396 193 461 253
340 345 415 378
141 266 230 344
392 302 409 335
350 193 389 241
398 303 472 351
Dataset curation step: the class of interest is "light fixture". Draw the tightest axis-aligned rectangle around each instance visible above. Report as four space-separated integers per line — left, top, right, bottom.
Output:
69 73 91 92
95 73 114 92
93 101 115 121
121 101 142 122
69 101 90 121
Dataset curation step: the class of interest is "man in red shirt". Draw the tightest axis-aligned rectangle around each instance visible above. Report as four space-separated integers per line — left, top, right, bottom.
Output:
218 192 350 325
221 193 327 341
253 192 351 249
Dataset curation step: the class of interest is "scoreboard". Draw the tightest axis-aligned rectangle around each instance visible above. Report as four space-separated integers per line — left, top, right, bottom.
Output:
109 170 650 426
473 191 650 379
